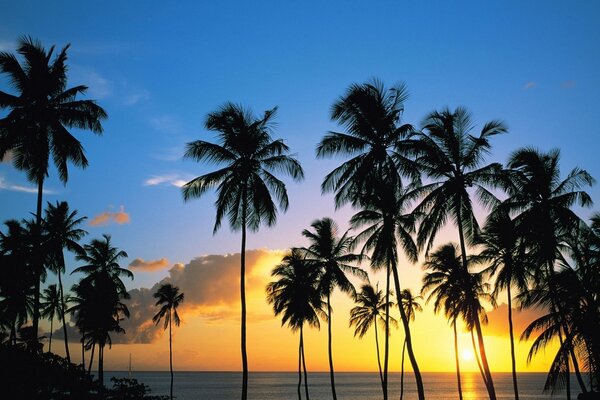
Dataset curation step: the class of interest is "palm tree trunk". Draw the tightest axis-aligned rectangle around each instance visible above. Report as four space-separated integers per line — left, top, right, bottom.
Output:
48 317 53 353
453 320 464 400
88 343 95 374
391 263 425 400
99 344 104 388
298 328 302 400
301 325 310 400
81 340 85 368
471 329 487 386
506 286 519 400
474 318 497 400
327 292 337 400
569 345 588 393
32 178 44 347
383 264 390 400
169 311 174 400
374 317 384 396
557 329 571 400
57 263 71 363
241 202 249 400
400 339 406 400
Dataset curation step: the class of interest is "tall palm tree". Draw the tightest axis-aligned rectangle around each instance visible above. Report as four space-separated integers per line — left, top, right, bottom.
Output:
475 209 531 400
503 148 594 396
399 289 422 400
350 179 421 400
0 37 107 340
317 79 425 400
71 235 131 387
153 283 185 400
299 217 366 400
421 244 465 400
412 107 507 400
40 284 61 353
43 200 87 362
182 103 303 400
267 250 324 400
349 283 396 397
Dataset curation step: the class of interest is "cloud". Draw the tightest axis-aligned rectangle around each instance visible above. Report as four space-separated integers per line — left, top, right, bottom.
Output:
0 39 14 51
1 150 12 163
561 80 576 89
89 205 131 226
122 89 150 106
117 249 285 343
0 175 55 194
524 82 536 90
129 258 170 272
483 303 546 340
150 115 184 135
151 146 185 162
71 66 113 99
144 174 190 188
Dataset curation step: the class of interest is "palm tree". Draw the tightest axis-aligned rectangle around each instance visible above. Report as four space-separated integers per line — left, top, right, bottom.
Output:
0 219 36 344
475 209 531 400
43 200 87 362
153 283 185 400
503 148 594 396
182 103 303 400
412 107 507 400
267 250 324 400
71 235 131 387
299 217 366 400
399 289 422 400
0 37 107 340
349 283 396 397
40 284 61 353
317 79 425 400
421 244 465 400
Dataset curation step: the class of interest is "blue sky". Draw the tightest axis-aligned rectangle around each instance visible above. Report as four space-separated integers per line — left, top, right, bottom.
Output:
1 0 600 292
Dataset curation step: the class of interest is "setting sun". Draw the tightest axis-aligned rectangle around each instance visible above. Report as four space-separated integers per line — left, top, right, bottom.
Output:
461 349 475 362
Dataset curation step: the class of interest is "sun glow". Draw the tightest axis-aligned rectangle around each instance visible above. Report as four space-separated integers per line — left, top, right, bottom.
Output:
461 349 475 362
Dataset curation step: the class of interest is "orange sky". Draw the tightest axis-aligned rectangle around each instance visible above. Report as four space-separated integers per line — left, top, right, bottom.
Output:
44 247 555 373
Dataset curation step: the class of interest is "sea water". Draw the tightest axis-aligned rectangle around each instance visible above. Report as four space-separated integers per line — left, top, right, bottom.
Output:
107 371 584 399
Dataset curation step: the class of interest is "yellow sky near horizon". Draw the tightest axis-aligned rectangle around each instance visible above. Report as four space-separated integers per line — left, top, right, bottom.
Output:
44 249 556 373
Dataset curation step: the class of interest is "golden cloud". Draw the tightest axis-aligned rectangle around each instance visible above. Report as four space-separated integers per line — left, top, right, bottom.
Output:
129 257 170 272
90 205 131 226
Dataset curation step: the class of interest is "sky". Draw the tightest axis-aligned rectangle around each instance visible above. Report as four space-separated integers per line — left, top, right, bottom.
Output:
1 1 600 373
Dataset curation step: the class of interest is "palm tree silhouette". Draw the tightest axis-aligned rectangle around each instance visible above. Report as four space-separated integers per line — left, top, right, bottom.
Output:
317 79 424 400
0 37 107 340
299 217 366 400
153 283 185 400
399 289 422 400
475 209 531 400
0 219 36 344
71 235 131 387
349 283 396 397
412 107 507 400
43 201 87 362
267 250 324 400
40 284 61 353
182 103 303 400
503 148 594 396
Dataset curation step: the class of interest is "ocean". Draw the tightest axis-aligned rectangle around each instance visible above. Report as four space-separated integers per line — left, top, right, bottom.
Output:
107 371 584 399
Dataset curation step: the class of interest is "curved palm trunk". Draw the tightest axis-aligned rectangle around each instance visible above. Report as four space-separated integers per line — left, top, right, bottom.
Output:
383 264 390 400
301 326 310 400
474 318 497 400
326 293 337 400
471 329 488 387
391 262 425 400
570 348 587 394
400 339 406 400
48 317 53 353
88 343 95 374
453 320 464 400
374 317 384 396
169 310 174 400
241 204 249 400
32 178 44 346
57 259 71 363
298 327 302 400
506 286 519 400
98 344 104 388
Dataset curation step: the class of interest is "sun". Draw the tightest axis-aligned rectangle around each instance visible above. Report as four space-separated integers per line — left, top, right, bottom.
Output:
461 349 475 362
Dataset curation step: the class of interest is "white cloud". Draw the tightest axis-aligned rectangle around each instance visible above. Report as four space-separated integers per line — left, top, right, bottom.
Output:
122 89 150 106
150 115 184 135
70 65 113 99
144 174 191 188
0 176 55 194
524 82 536 90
